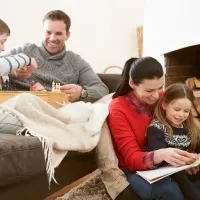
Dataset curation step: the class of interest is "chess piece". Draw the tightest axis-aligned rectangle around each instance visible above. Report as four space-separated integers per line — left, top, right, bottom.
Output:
55 83 58 92
57 83 60 92
52 81 55 92
0 77 2 90
55 83 60 92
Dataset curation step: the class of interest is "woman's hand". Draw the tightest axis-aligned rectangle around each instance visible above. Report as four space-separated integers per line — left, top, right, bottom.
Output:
154 148 198 167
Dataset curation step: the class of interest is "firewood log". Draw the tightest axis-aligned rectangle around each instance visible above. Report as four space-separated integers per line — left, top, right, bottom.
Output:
194 78 200 88
185 77 195 89
194 97 200 115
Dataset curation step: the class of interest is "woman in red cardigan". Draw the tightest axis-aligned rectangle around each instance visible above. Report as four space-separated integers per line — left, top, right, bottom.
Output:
107 57 199 200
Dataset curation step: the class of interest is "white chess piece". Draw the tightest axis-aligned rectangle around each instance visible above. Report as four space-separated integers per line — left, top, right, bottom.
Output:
58 83 61 92
52 81 55 92
55 83 58 92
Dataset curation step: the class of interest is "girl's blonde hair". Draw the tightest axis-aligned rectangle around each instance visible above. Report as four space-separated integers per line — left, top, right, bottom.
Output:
153 83 199 151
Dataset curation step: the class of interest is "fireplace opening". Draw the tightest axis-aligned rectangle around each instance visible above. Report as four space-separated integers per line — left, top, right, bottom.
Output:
164 45 200 125
164 44 200 87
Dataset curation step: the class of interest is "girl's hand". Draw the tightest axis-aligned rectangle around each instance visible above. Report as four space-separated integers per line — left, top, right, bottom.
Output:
154 148 198 167
186 166 199 175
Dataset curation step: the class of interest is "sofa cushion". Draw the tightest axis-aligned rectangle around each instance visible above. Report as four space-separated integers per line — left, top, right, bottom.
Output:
95 93 114 104
97 74 121 93
0 134 45 187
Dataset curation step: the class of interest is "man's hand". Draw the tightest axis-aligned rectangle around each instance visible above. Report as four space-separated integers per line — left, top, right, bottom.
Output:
60 84 82 102
30 81 46 91
11 57 37 80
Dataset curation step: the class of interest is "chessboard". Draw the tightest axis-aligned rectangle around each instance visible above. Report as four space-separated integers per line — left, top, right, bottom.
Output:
0 81 68 108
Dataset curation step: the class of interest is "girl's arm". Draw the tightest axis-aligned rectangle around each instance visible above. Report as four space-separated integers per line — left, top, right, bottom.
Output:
147 125 200 200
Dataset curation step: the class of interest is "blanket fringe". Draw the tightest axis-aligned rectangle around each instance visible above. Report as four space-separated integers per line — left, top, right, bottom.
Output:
17 128 56 186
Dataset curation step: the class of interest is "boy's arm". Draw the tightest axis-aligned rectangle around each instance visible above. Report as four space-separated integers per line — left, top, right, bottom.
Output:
0 54 31 76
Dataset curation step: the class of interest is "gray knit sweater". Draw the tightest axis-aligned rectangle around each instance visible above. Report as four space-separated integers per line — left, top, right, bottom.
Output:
3 43 109 102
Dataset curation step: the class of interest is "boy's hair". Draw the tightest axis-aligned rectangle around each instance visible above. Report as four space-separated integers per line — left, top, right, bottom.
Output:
43 10 71 33
0 19 10 36
153 83 199 151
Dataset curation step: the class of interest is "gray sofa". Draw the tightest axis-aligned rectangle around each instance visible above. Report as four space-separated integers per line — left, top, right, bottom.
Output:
0 73 121 200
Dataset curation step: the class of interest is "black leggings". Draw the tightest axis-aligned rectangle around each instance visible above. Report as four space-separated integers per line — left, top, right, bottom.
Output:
115 185 142 200
172 171 200 200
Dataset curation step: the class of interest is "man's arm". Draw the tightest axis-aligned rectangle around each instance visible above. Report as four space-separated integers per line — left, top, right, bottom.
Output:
0 44 27 56
77 55 109 102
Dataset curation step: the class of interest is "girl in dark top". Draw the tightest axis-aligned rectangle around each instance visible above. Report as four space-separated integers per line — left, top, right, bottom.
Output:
147 83 200 200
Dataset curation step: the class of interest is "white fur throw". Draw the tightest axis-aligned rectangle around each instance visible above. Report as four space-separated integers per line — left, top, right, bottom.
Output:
0 93 109 184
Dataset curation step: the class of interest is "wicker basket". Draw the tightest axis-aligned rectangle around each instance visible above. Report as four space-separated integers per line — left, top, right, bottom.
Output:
0 91 69 108
103 66 123 73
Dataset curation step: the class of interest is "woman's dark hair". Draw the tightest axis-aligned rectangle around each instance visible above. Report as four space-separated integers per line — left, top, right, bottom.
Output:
113 57 164 99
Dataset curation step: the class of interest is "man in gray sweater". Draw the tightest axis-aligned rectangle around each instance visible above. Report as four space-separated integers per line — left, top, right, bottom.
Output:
2 10 109 102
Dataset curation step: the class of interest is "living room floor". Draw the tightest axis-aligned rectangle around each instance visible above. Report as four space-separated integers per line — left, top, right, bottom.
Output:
45 172 94 200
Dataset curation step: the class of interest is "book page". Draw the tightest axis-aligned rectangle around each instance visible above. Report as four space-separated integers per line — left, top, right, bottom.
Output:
136 155 200 184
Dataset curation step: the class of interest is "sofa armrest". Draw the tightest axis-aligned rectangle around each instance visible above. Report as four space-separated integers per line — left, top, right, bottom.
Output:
0 134 45 187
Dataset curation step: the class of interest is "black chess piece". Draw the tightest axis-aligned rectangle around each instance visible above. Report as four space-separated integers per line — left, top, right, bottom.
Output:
5 80 9 90
2 80 7 90
9 83 16 91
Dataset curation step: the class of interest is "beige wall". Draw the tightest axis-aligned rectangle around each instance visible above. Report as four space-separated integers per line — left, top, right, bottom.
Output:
0 0 145 72
143 0 200 58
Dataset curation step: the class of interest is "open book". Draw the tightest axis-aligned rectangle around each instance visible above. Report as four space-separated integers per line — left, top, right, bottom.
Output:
136 155 200 184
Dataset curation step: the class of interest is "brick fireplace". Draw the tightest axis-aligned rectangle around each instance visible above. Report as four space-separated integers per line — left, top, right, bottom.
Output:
164 45 200 119
164 44 200 87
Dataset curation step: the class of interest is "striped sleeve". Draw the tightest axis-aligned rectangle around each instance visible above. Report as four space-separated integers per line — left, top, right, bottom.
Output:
0 53 31 76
